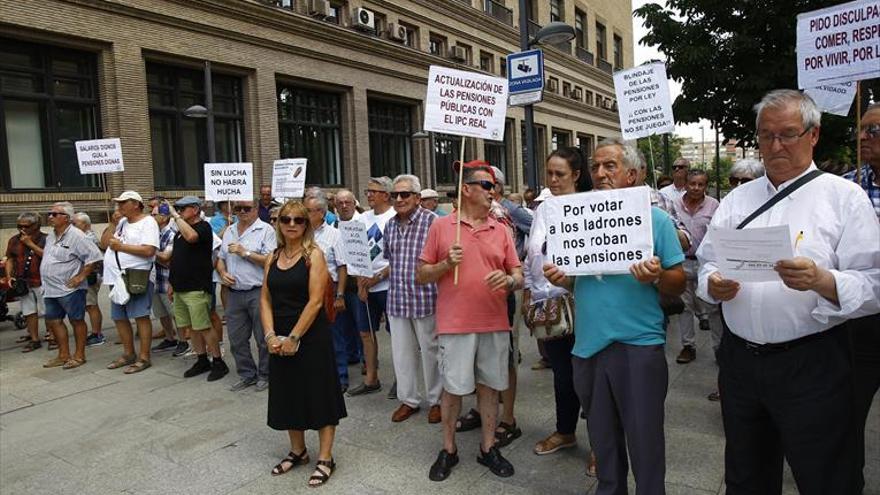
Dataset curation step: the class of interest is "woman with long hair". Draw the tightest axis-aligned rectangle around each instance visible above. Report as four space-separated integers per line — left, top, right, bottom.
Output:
260 201 346 488
525 147 597 476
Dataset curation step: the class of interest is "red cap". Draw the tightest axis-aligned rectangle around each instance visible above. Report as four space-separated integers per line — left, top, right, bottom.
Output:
452 160 496 182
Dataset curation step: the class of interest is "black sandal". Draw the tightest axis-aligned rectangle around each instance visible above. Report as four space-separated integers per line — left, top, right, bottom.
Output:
271 449 309 476
308 458 335 488
455 408 481 432
494 421 522 448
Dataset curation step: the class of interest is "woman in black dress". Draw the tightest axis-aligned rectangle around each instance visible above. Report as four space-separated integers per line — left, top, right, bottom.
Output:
260 200 346 488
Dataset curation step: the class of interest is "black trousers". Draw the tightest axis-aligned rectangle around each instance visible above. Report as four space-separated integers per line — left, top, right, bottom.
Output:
542 334 581 435
573 343 668 495
718 326 857 495
850 313 880 494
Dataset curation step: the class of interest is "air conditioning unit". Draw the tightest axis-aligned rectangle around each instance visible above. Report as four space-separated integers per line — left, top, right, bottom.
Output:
308 0 329 17
387 23 406 42
352 7 375 31
572 87 583 100
449 45 466 62
547 78 558 92
292 0 308 14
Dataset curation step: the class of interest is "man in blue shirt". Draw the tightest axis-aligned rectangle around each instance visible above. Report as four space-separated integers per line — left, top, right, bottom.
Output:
545 138 685 495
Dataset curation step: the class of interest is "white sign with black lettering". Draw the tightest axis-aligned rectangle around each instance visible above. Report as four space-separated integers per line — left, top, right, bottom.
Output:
204 163 253 201
423 65 509 141
613 62 675 140
337 220 372 277
544 187 654 276
805 81 857 116
76 138 124 174
272 158 307 199
797 0 880 89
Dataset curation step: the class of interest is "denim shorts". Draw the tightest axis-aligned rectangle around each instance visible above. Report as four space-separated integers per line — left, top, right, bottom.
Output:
44 289 87 321
354 290 388 334
110 282 154 321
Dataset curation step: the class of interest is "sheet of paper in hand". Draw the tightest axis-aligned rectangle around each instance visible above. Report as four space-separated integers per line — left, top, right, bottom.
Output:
708 225 794 283
544 186 653 276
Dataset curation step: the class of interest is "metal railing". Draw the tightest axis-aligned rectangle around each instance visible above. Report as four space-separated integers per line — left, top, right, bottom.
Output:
597 58 613 74
576 46 594 65
484 0 513 26
527 20 541 38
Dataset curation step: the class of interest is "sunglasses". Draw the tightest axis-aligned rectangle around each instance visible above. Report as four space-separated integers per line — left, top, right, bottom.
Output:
465 180 496 191
389 191 416 200
17 224 34 230
233 205 253 213
277 215 307 226
672 165 689 170
47 212 69 218
270 217 278 223
728 176 753 186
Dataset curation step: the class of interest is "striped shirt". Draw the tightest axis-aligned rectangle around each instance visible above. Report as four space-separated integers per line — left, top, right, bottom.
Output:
842 165 880 219
40 225 103 298
384 207 437 319
154 224 175 294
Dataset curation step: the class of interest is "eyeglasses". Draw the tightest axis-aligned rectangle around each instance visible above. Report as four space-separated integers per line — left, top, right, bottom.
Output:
858 123 880 139
277 215 307 225
465 180 496 191
672 165 689 170
47 212 69 218
16 224 34 230
389 191 416 200
757 126 812 145
364 189 387 196
233 206 253 213
728 176 754 186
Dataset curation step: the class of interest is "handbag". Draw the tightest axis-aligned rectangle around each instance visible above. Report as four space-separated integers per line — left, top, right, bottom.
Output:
523 290 575 341
115 250 151 295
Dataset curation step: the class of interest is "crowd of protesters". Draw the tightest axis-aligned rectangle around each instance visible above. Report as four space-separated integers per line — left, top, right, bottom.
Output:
1 90 878 493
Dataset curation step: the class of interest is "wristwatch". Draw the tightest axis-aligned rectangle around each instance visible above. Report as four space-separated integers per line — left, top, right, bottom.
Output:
243 250 251 258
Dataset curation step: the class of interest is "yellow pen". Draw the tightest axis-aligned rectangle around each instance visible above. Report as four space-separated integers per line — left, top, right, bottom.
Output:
794 230 804 255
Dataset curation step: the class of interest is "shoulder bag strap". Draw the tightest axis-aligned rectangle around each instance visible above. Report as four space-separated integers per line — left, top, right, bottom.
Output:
736 170 823 229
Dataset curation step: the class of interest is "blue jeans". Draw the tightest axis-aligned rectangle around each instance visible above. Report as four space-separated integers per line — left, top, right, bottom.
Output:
44 289 87 321
329 290 365 387
111 282 154 320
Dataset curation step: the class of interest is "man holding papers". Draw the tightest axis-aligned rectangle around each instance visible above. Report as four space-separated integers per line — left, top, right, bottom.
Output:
697 90 880 495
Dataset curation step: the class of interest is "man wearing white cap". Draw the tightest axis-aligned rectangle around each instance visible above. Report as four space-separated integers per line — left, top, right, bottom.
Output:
420 189 447 217
101 191 159 374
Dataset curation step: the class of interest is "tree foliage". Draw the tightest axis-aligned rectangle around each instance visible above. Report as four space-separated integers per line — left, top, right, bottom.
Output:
634 0 880 165
637 134 685 175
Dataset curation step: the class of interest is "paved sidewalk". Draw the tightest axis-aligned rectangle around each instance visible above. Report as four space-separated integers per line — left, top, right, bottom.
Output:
1 292 877 494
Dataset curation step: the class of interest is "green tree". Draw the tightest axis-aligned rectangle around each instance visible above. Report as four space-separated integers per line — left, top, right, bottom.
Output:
637 134 685 177
634 1 880 165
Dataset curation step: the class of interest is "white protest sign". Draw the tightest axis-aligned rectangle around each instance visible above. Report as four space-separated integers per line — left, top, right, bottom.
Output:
272 158 307 199
613 62 675 140
423 65 509 141
75 138 124 174
544 187 653 276
204 163 253 201
797 0 880 89
805 81 857 116
337 220 372 277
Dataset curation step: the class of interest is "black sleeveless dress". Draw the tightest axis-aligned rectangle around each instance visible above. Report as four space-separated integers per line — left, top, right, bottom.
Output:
266 256 347 431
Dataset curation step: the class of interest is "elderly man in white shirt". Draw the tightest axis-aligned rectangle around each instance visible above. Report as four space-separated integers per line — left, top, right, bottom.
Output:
217 200 276 392
697 89 880 495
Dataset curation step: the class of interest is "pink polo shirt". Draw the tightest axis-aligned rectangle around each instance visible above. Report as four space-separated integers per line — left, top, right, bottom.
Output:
419 213 520 335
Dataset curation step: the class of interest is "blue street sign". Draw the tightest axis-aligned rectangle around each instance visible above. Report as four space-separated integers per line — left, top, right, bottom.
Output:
506 49 544 95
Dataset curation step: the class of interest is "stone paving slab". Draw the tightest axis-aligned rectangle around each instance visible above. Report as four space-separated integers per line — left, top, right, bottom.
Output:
0 297 877 495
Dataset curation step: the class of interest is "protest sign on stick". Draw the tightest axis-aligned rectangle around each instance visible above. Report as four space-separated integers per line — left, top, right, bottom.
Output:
796 0 880 89
76 138 124 174
204 163 253 202
337 220 373 278
613 62 675 141
804 81 857 116
272 158 307 200
544 187 654 276
423 65 509 283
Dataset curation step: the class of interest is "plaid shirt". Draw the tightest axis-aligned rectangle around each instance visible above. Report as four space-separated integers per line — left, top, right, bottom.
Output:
154 225 174 293
384 207 437 319
5 231 47 288
842 165 880 219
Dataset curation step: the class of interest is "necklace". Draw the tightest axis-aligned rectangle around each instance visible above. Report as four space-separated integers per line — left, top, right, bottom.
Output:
281 246 303 260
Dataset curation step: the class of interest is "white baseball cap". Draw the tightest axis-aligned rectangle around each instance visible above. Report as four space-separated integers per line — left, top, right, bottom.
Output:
420 188 439 199
112 190 143 203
